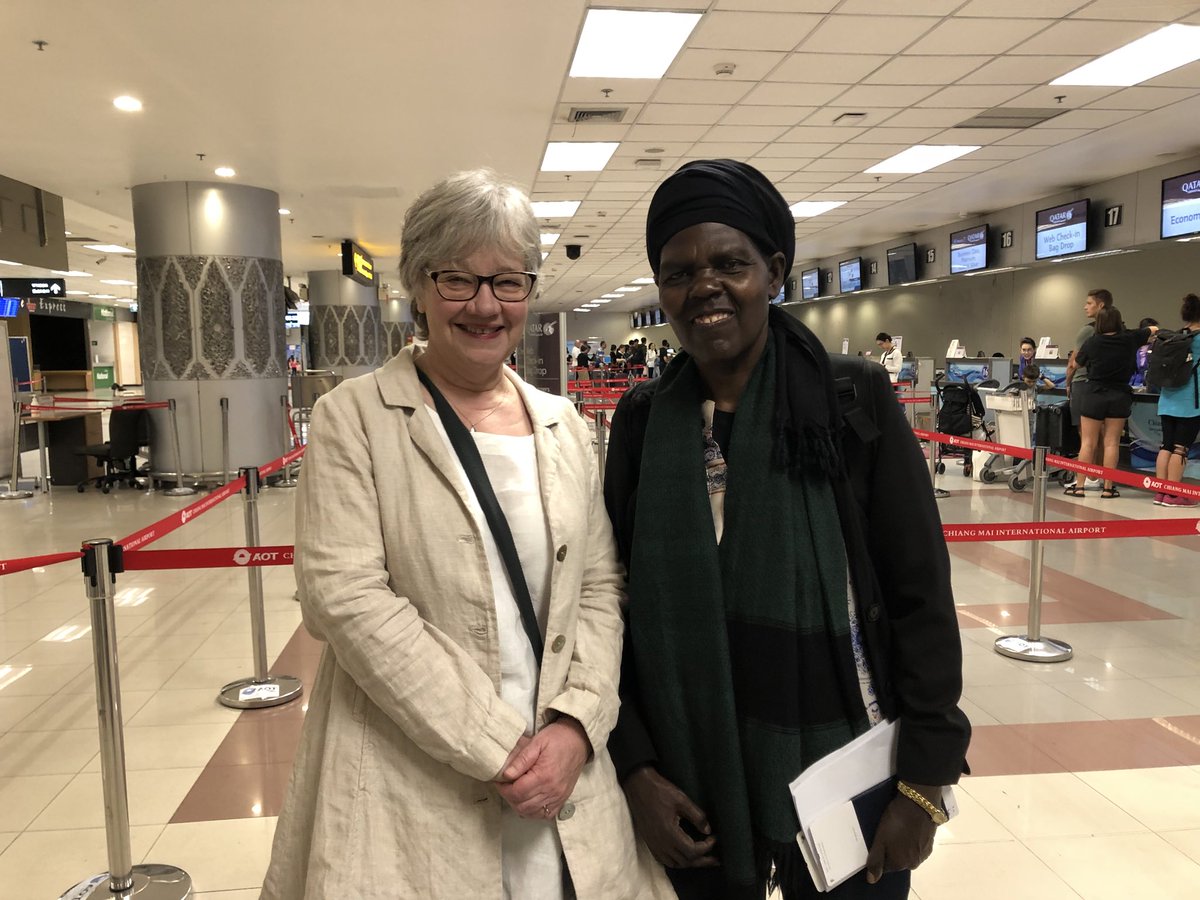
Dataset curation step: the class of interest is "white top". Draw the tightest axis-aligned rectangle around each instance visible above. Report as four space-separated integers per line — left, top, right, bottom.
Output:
426 410 564 900
879 346 903 382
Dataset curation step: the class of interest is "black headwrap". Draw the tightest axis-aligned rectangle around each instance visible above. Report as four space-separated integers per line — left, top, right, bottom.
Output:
645 159 795 277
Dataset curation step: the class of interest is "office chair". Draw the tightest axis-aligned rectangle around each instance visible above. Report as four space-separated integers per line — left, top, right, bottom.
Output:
76 408 151 493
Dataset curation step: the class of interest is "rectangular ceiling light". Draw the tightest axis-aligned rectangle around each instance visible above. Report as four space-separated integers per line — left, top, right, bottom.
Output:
601 293 623 298
541 232 560 246
615 286 641 292
52 270 92 276
790 200 847 218
541 142 620 172
631 276 656 284
569 9 702 79
83 244 136 254
531 200 582 218
864 145 980 175
100 279 135 286
1052 24 1200 87
593 298 612 303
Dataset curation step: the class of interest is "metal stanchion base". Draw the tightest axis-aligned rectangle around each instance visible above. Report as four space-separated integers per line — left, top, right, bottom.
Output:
60 864 193 899
218 674 303 709
162 486 197 497
994 634 1074 662
934 488 950 499
0 490 34 500
273 472 298 488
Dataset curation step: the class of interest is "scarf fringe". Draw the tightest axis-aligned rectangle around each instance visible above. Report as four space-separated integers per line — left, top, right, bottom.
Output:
757 836 814 896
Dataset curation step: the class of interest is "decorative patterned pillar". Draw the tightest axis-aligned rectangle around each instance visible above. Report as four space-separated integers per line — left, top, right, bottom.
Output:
132 181 286 479
306 270 384 379
378 296 415 362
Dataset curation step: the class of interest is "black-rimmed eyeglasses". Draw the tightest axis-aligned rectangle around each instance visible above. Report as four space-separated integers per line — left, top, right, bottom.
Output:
426 270 537 303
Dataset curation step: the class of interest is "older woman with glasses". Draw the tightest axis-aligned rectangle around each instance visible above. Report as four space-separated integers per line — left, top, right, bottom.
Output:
262 169 673 900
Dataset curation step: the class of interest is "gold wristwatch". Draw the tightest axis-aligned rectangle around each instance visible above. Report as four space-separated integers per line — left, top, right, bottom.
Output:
897 781 948 825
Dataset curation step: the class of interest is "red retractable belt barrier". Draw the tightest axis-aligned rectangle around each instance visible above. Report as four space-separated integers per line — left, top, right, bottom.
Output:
123 546 295 570
913 428 1032 459
0 550 83 576
260 446 306 478
944 518 1200 542
22 402 170 413
116 475 248 552
896 395 932 404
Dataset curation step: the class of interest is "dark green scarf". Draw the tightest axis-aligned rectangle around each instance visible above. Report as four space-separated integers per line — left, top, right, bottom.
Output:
628 333 870 896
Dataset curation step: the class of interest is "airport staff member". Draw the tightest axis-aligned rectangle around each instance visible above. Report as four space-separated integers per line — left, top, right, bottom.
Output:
605 159 970 900
875 333 903 383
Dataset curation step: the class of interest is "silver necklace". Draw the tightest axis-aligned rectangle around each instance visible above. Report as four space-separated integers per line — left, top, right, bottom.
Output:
448 386 507 432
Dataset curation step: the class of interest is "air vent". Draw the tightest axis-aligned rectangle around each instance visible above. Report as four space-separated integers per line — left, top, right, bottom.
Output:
65 235 99 242
833 112 868 125
567 107 628 124
955 108 1067 129
634 158 662 169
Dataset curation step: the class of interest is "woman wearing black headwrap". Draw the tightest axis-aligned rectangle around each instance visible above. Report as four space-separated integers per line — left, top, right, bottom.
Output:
603 160 969 900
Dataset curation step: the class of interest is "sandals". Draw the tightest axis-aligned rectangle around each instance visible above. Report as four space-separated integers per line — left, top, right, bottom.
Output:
1063 485 1086 497
1101 487 1120 499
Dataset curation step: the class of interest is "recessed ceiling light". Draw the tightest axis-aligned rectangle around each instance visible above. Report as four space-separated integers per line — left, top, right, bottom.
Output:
1052 24 1200 87
278 208 291 215
864 145 979 175
569 9 701 79
593 298 612 303
541 252 550 261
531 200 582 218
582 304 600 308
541 232 560 246
214 166 236 178
616 286 640 292
573 308 591 313
541 142 620 172
601 293 623 299
65 290 89 296
52 270 91 277
0 259 20 266
631 277 655 284
83 244 136 254
113 95 143 112
100 279 135 286
90 293 116 299
790 201 848 218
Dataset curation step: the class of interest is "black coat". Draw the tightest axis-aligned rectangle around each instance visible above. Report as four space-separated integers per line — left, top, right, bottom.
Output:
603 344 970 788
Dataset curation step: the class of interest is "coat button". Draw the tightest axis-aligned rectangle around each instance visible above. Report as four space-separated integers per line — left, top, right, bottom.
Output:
866 604 881 623
551 634 566 653
556 545 568 562
557 801 575 821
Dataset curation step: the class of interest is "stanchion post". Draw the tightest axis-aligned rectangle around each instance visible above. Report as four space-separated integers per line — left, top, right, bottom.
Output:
218 466 303 709
59 539 193 899
995 446 1074 663
275 395 297 488
220 397 231 486
596 410 607 478
927 391 949 500
163 398 196 497
1 399 33 500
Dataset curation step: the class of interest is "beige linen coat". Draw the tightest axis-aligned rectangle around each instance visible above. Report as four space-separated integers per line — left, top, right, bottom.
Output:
261 347 674 899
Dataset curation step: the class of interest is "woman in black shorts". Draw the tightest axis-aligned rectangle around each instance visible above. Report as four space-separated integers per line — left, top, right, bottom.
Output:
1067 306 1156 498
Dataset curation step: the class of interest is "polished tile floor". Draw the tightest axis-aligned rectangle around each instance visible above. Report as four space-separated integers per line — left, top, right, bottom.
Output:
1 454 1198 898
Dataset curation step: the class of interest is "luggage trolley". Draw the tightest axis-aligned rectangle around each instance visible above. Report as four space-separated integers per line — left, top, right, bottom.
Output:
979 383 1034 489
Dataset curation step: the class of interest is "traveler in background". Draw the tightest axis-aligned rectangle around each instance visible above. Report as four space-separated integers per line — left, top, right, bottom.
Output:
1154 294 1200 507
647 342 659 377
612 343 626 367
1132 317 1159 389
1065 289 1113 491
1066 306 1156 500
628 338 648 377
606 159 969 900
570 339 583 366
262 168 673 899
1017 338 1037 378
578 341 594 369
875 332 902 383
658 339 675 375
1022 363 1053 391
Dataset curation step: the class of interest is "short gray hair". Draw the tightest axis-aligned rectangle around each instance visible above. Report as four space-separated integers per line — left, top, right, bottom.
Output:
400 169 541 338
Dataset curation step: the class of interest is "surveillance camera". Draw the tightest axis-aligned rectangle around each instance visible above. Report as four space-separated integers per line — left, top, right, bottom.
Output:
565 244 582 260
95 256 108 266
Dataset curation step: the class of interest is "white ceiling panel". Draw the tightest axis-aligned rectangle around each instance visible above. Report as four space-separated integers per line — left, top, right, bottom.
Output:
548 122 631 142
919 84 1029 109
879 108 987 127
559 78 660 104
687 141 770 156
959 55 1090 85
1002 85 1118 108
1143 64 1200 88
1011 20 1163 55
906 18 1050 55
799 15 939 55
805 158 876 173
799 107 900 127
609 141 693 158
955 0 1089 16
1086 86 1200 110
716 0 839 11
667 48 787 82
755 142 839 157
769 53 890 84
825 143 920 159
638 104 733 125
995 128 1092 145
847 127 942 144
834 84 941 107
1044 108 1141 129
652 78 756 105
625 124 712 142
836 0 963 13
720 105 816 125
864 55 991 85
931 127 1019 144
689 11 823 52
741 82 847 106
969 145 1037 159
702 124 789 141
1073 0 1200 21
779 125 877 142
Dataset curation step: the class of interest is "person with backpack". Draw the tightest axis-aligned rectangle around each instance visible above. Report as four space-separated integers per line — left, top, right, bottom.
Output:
1151 293 1200 507
627 338 648 377
1066 306 1157 499
604 159 969 900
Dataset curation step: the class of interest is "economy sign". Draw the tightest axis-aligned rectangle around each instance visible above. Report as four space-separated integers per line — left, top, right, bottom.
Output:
341 240 375 286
